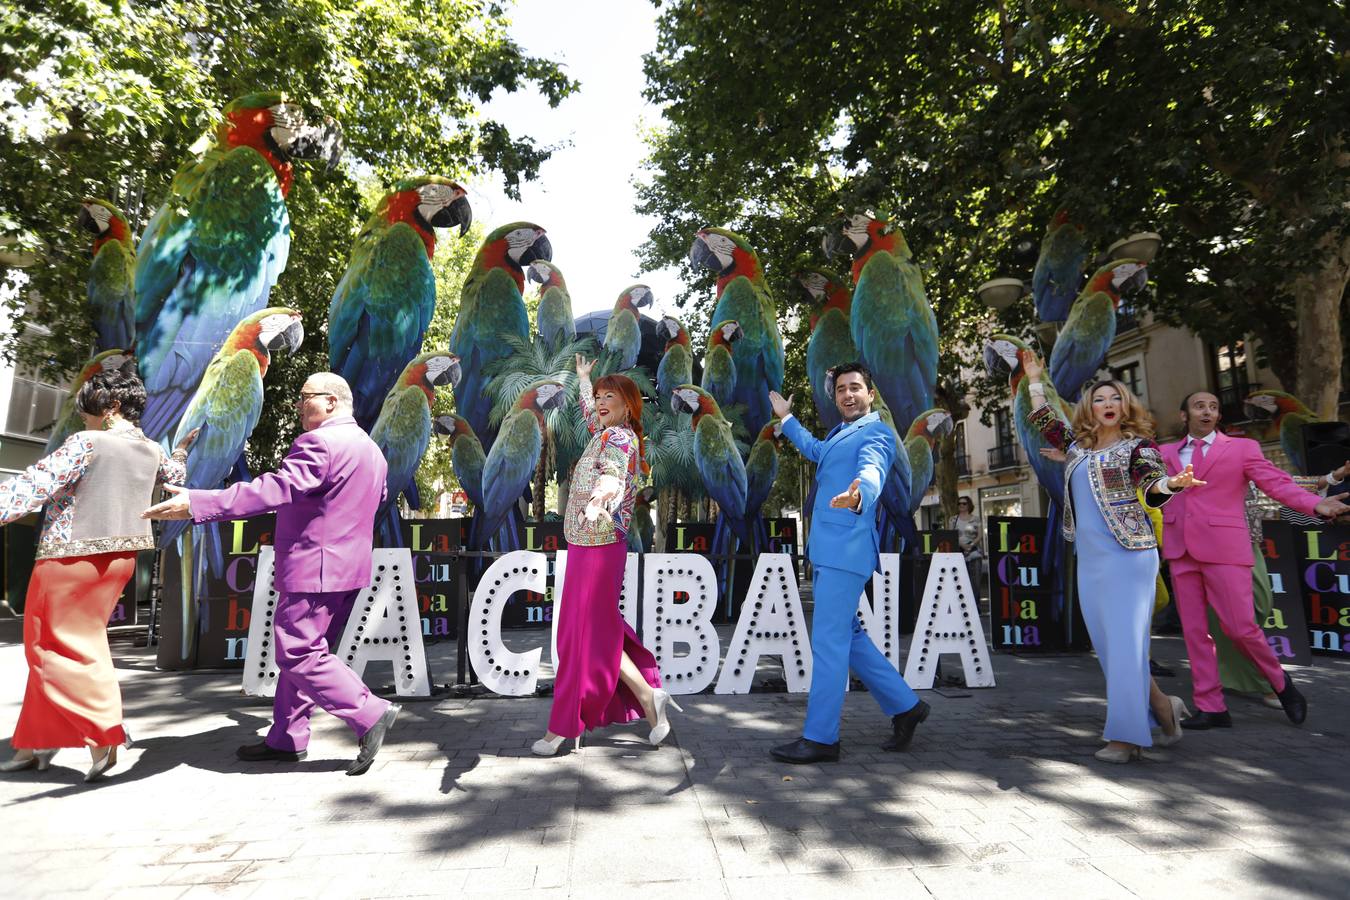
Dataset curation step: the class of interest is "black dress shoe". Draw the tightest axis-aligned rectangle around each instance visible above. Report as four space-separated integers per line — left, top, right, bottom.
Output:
1275 673 1307 725
1149 659 1175 678
1180 710 1232 730
883 700 931 751
237 741 307 762
770 738 840 764
348 703 401 776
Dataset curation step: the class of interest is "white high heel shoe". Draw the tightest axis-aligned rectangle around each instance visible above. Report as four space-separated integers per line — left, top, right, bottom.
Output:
1155 695 1190 748
0 749 57 773
647 689 684 746
532 732 582 757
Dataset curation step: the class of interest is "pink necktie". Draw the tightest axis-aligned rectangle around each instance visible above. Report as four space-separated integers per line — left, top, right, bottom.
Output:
1190 438 1206 464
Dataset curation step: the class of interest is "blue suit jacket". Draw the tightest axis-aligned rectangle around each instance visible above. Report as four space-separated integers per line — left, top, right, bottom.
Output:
781 412 895 578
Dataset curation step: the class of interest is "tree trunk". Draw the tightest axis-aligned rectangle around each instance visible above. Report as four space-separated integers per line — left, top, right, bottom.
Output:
532 438 550 520
1292 230 1350 419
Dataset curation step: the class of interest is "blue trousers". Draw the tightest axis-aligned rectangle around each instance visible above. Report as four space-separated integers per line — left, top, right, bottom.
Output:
803 565 920 744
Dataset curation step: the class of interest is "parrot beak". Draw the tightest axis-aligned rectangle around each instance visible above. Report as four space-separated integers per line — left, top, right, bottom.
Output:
518 232 553 267
983 340 1017 378
634 286 655 308
688 234 723 273
671 389 696 416
437 194 473 236
432 416 456 437
820 223 851 260
1111 261 1148 295
727 322 745 343
278 318 305 354
77 205 101 235
286 116 344 169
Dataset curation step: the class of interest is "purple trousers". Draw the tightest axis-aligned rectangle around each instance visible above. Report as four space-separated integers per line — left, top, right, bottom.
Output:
265 590 390 752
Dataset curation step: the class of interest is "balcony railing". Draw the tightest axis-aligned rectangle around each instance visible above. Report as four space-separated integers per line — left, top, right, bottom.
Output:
987 443 1022 471
953 452 971 477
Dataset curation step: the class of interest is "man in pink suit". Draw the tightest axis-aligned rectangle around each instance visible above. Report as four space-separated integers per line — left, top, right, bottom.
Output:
1161 391 1348 729
145 373 398 775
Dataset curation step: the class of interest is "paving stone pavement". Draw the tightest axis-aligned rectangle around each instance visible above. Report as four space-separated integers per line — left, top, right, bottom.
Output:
2 618 1348 899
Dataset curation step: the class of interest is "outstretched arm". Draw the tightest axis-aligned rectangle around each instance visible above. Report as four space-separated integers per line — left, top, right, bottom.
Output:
1025 354 1072 452
0 434 91 525
576 354 600 435
1245 444 1350 519
850 426 893 515
771 391 827 462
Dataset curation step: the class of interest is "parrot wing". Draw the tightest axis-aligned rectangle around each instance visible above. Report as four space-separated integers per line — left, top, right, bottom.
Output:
851 252 938 431
903 436 933 516
657 344 693 404
89 239 136 352
451 267 530 444
452 436 487 512
700 345 737 409
713 276 783 437
537 285 575 351
1050 291 1116 401
370 385 433 510
1033 223 1088 324
479 409 543 539
694 418 748 518
806 308 856 432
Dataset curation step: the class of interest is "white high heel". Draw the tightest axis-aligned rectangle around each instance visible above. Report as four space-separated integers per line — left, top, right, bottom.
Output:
532 732 582 757
0 749 57 773
647 689 684 746
1155 695 1189 748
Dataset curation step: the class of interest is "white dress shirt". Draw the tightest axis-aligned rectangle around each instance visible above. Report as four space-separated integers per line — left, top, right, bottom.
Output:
1178 430 1217 468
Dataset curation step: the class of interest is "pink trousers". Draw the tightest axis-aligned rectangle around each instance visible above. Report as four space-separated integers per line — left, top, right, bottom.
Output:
1171 554 1284 712
548 542 661 739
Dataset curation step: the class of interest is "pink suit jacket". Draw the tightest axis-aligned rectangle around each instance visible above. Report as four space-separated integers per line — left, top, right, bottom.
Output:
1160 431 1320 567
190 416 388 593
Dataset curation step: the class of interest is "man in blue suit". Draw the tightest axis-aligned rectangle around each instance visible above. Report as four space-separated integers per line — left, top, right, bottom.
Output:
768 363 929 763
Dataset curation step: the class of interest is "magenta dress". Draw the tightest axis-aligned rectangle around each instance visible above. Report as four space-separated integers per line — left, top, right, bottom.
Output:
548 378 661 739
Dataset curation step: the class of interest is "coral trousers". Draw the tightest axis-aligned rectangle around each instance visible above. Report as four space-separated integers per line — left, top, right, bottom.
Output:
1171 554 1284 712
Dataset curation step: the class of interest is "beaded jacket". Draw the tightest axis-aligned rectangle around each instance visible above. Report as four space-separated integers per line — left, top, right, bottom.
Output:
0 421 185 559
563 376 645 547
1029 403 1173 550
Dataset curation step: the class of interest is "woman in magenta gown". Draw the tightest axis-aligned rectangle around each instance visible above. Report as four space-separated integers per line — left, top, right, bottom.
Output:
532 355 680 756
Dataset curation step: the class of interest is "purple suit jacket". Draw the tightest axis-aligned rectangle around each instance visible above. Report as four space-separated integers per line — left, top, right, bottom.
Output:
1160 431 1320 567
190 416 388 593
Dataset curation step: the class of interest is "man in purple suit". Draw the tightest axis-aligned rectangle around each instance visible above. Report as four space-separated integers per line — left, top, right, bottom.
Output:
144 372 398 776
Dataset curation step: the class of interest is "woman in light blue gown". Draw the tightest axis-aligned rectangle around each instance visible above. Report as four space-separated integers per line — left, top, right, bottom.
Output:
1024 357 1201 763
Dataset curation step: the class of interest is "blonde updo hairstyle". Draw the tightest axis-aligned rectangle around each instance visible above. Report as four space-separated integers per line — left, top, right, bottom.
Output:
1070 379 1155 450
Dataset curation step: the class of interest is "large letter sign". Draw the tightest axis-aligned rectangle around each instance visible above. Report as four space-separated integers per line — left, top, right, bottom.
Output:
856 554 902 669
549 551 638 669
242 547 431 698
469 551 547 696
715 553 811 694
242 545 282 697
904 552 995 689
335 549 431 697
642 553 720 695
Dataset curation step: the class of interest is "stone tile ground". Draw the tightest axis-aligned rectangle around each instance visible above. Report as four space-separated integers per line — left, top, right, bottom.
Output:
2 618 1347 899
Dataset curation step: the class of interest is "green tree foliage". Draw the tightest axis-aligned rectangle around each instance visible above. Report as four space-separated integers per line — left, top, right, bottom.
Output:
639 0 1349 432
1 0 576 467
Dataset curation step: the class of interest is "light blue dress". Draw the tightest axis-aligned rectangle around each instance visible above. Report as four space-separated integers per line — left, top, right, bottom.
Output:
1070 455 1158 746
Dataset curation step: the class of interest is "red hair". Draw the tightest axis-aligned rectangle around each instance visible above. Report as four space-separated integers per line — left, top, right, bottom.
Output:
593 374 650 475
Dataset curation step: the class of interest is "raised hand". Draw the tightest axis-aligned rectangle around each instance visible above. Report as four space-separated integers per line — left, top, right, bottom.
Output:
174 426 202 455
575 354 595 380
768 390 793 420
1315 495 1350 519
830 478 862 510
1023 352 1045 381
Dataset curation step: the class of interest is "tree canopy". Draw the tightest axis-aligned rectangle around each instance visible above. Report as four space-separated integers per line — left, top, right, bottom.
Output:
638 1 1350 427
1 0 575 466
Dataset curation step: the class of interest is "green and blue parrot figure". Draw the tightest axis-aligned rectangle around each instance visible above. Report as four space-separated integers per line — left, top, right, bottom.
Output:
479 380 567 550
629 487 657 553
77 200 135 351
1244 389 1321 474
433 414 486 517
134 92 341 442
44 350 135 454
602 284 655 373
1049 259 1148 401
328 177 471 431
528 260 576 352
903 408 954 517
449 222 552 448
369 352 462 545
700 319 743 410
825 213 938 436
655 315 693 404
672 384 751 550
689 228 785 439
744 418 782 552
1032 209 1089 324
161 308 305 659
798 267 858 432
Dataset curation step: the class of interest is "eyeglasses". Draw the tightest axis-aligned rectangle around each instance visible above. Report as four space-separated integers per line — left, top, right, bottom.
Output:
297 391 334 401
